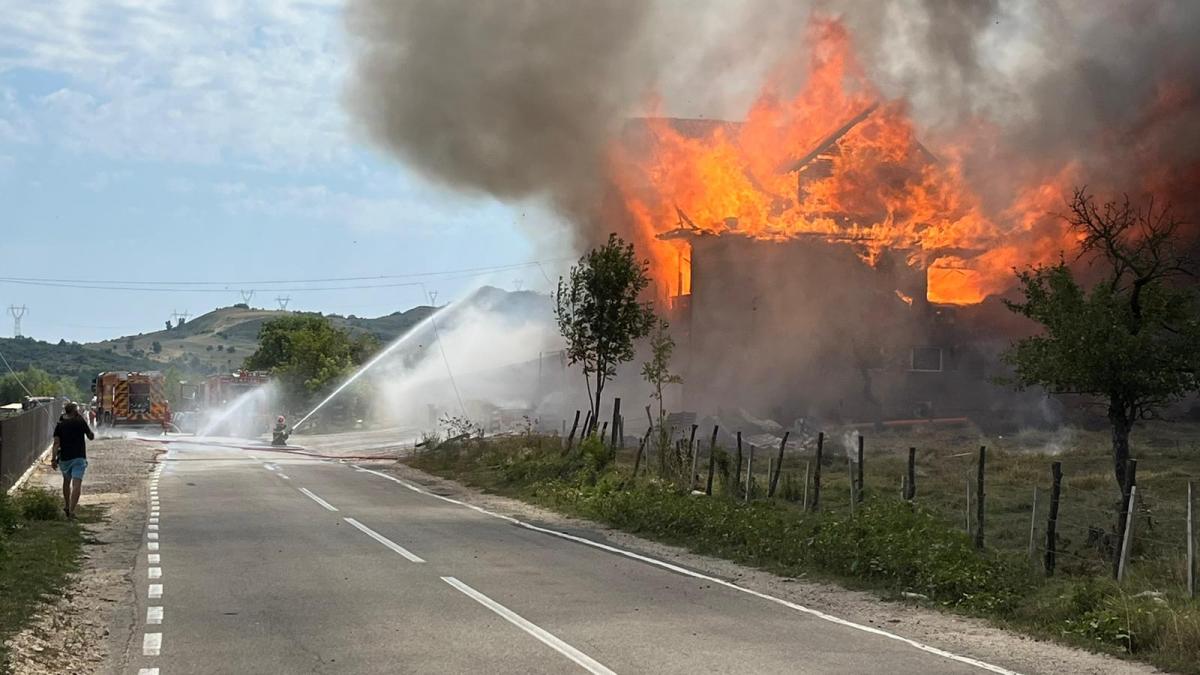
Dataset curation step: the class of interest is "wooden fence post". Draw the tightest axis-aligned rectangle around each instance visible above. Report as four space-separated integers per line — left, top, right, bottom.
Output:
1187 481 1195 599
581 410 592 440
965 477 972 534
1045 461 1063 576
802 461 810 510
745 444 755 503
705 425 719 496
856 434 865 503
1118 485 1139 582
1027 487 1040 564
904 447 916 501
688 424 699 489
734 432 743 498
610 398 621 450
769 431 790 497
632 429 649 478
848 452 857 517
600 421 608 443
809 432 824 513
974 446 986 550
564 410 580 455
1114 458 1138 580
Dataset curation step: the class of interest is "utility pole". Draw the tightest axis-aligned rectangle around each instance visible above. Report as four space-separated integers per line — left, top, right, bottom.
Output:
239 290 255 305
8 305 27 337
275 296 291 311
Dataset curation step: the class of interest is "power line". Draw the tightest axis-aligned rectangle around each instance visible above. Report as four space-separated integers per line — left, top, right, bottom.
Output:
276 296 291 311
0 344 33 397
0 258 572 287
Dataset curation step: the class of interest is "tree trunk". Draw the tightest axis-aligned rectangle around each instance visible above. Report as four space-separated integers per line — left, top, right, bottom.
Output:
1109 398 1132 491
592 374 604 437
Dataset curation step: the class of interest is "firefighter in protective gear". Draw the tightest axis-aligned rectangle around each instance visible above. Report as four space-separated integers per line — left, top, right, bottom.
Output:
272 415 291 447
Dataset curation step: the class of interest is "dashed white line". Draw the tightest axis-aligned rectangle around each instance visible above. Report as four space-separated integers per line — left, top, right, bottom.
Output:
143 632 162 656
149 584 163 599
149 567 162 579
150 517 159 524
138 668 160 675
355 466 1018 675
148 542 159 551
343 518 425 563
279 474 291 480
149 524 159 531
148 532 159 540
441 576 614 675
147 606 163 624
298 487 338 512
149 554 160 564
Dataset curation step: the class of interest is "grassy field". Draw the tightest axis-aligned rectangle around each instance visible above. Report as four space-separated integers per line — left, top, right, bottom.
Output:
0 489 87 671
409 420 1200 673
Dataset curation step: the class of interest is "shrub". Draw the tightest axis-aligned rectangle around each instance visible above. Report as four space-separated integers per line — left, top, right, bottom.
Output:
0 492 20 534
15 487 62 521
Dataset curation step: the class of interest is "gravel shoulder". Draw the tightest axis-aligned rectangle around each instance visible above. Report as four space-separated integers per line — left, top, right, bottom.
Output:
369 459 1162 675
4 437 162 675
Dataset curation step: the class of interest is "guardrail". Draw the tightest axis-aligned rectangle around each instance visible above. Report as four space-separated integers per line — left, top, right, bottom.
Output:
0 400 64 492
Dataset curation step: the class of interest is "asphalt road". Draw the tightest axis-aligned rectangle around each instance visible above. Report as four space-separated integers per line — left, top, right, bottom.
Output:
125 440 1014 675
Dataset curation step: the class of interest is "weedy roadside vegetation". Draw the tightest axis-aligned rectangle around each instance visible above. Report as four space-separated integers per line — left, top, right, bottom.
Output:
0 487 85 669
411 429 1200 674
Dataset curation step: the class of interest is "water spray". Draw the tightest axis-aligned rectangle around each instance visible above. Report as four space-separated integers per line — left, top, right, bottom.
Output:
291 288 478 433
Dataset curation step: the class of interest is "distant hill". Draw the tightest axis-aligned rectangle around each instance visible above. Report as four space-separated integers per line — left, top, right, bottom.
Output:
0 336 163 391
86 304 441 372
0 286 547 394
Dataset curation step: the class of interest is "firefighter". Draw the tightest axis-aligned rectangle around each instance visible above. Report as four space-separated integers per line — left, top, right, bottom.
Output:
272 415 291 447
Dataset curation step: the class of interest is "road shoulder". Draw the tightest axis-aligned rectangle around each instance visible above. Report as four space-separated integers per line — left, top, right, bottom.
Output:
366 459 1160 675
3 438 162 675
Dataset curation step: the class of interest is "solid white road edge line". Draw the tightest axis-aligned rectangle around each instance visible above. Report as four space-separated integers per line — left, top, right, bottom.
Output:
147 606 163 624
354 466 1018 675
441 576 616 675
142 632 162 656
298 487 339 512
343 518 425 563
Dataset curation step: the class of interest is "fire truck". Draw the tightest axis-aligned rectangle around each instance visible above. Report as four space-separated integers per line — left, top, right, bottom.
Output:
199 370 273 437
93 371 171 428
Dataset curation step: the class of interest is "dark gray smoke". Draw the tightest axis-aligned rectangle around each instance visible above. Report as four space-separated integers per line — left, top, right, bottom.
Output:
343 0 660 227
345 0 1200 231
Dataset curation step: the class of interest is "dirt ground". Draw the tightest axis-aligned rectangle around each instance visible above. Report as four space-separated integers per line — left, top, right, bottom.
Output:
372 459 1164 675
3 437 161 675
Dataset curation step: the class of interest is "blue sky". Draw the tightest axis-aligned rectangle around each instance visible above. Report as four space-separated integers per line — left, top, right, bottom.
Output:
0 1 560 343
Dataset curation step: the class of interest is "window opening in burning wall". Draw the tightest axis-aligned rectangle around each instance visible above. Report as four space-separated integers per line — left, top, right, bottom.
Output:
910 346 943 372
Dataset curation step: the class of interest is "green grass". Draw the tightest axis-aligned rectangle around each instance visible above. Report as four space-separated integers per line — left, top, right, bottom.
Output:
0 489 89 671
409 426 1200 673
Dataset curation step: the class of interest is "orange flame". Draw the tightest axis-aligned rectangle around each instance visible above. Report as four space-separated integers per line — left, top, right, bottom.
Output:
609 18 1075 305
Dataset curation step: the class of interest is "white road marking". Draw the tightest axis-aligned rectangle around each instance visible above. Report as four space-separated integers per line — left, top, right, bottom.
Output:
298 488 338 512
148 542 159 551
148 532 159 540
343 518 425 563
151 510 160 516
143 632 162 656
138 669 159 675
263 463 278 471
355 466 1018 675
147 606 163 624
149 554 160 564
149 524 159 531
149 567 162 579
442 576 615 675
150 517 159 524
149 584 163 599
279 474 291 480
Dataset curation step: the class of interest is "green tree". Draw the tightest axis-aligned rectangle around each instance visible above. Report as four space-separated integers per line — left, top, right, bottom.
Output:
151 341 163 354
0 367 82 404
555 233 656 433
244 315 378 406
1004 189 1200 491
641 318 681 424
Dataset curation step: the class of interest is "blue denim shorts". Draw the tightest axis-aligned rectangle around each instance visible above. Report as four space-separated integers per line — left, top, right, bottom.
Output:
59 457 87 480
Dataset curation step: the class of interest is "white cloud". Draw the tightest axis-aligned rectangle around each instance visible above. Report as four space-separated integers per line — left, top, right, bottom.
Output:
0 0 348 167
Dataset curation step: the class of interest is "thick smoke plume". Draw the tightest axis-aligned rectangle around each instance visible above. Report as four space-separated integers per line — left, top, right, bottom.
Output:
346 0 1200 241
